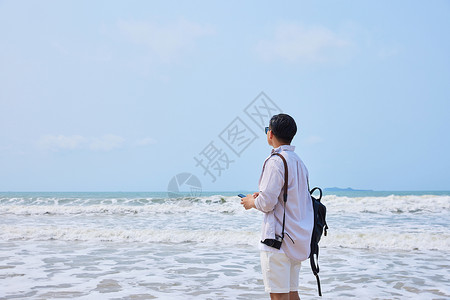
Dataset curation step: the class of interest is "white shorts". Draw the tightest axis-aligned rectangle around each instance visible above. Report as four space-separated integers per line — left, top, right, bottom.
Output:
260 251 301 293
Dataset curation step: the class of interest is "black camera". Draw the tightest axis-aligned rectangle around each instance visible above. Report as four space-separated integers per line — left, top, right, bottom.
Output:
261 234 283 250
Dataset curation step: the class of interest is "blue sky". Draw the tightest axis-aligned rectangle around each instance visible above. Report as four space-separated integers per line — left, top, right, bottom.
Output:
0 0 449 192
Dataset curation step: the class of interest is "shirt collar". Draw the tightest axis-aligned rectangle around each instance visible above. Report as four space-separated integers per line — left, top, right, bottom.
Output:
271 144 295 154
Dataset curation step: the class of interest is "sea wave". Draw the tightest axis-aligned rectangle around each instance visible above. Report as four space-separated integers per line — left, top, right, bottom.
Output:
1 225 448 251
1 194 449 215
0 195 229 206
323 194 450 214
320 228 450 251
0 201 242 216
0 225 258 246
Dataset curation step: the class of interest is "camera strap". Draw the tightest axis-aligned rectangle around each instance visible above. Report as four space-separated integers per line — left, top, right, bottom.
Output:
271 152 288 241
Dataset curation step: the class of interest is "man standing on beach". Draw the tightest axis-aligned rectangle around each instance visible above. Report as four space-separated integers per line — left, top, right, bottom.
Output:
241 114 314 300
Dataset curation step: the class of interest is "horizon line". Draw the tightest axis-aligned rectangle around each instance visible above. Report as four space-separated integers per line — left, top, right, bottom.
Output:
1 189 449 193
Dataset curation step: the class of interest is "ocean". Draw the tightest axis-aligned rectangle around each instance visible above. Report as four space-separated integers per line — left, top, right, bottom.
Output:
0 191 449 299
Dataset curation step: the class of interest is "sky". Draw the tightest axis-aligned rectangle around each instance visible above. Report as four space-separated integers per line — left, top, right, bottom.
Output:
0 0 449 192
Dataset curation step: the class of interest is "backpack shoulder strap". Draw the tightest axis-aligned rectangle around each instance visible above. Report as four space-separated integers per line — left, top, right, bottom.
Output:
271 153 288 203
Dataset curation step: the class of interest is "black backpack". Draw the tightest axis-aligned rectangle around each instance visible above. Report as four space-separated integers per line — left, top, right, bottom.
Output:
309 186 328 296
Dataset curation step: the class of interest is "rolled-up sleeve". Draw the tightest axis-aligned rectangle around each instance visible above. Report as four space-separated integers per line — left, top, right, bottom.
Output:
254 157 284 213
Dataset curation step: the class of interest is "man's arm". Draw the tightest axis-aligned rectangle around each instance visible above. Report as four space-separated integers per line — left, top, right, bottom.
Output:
242 158 284 212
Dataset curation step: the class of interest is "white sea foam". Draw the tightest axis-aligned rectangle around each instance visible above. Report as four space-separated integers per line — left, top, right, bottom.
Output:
0 194 229 206
1 225 448 251
0 202 244 216
323 194 450 214
2 241 448 299
0 225 259 246
1 194 449 252
320 229 450 251
1 192 450 299
1 194 449 216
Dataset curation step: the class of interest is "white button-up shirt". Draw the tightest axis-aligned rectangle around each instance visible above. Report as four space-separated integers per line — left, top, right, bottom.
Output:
254 145 314 262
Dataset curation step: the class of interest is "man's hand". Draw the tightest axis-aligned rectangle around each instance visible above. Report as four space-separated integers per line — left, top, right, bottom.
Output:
241 194 257 210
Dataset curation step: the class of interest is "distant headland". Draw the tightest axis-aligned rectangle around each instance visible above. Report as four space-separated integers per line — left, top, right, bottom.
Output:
324 187 373 192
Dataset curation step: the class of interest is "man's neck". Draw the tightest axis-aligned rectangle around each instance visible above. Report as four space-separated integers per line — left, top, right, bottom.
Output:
272 142 290 149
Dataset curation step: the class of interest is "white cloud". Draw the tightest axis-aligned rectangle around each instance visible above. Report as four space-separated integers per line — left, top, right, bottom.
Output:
37 134 87 151
256 23 351 63
117 19 214 62
89 134 125 151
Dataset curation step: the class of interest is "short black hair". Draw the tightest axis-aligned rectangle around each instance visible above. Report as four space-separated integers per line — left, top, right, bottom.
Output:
269 113 297 144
